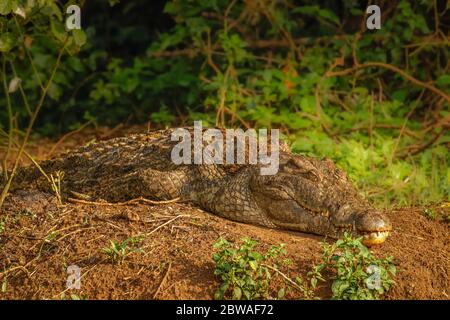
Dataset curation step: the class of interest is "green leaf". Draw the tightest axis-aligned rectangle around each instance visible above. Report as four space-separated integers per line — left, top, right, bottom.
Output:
311 277 317 289
164 2 177 14
51 19 67 43
72 29 87 47
436 75 450 87
277 287 285 299
332 280 350 295
350 8 363 16
232 287 242 300
1 279 7 293
108 0 120 6
42 2 62 20
392 90 407 102
0 32 15 52
0 0 13 15
317 9 340 25
293 5 319 15
299 96 316 113
248 260 258 270
248 251 263 261
216 282 228 300
47 82 62 100
293 6 339 25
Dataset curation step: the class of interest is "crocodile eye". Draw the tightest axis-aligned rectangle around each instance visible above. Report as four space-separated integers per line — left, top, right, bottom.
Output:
279 158 302 172
299 171 319 182
260 186 293 201
280 158 320 182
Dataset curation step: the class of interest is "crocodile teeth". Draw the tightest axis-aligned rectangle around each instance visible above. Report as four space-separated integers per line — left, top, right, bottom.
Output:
362 231 389 245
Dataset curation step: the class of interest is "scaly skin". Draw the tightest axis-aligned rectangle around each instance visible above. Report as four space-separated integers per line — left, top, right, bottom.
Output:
5 128 392 245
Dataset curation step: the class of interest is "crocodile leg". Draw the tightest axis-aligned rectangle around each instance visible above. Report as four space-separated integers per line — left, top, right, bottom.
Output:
185 168 278 228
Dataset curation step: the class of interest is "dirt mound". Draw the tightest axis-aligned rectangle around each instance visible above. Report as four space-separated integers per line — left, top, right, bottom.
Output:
0 126 448 299
0 190 448 300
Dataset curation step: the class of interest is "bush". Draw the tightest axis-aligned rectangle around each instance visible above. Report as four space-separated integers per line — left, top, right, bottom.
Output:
1 0 448 206
212 237 288 300
213 235 397 300
317 233 396 300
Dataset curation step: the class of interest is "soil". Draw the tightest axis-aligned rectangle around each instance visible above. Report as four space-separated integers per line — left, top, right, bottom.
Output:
0 125 449 300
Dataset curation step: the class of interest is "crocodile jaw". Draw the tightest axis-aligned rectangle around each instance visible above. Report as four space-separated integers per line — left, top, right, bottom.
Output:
361 231 390 246
355 210 392 245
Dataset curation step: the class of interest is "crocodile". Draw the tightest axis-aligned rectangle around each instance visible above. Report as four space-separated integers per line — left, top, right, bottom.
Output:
3 127 391 245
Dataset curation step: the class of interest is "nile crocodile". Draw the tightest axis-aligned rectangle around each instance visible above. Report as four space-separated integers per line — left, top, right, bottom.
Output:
3 128 391 245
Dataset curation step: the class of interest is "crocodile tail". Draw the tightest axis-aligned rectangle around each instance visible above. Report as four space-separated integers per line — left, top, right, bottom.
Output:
0 157 67 193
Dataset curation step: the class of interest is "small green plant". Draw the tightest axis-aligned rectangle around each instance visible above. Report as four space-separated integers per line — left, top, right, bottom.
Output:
60 293 86 300
316 233 396 300
50 170 65 205
37 230 60 256
213 235 397 300
423 205 450 222
0 218 5 235
423 208 437 220
102 235 144 265
1 275 8 293
150 105 176 127
213 237 289 300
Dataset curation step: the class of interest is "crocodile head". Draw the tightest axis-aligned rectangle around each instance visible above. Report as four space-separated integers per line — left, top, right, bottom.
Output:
250 154 392 245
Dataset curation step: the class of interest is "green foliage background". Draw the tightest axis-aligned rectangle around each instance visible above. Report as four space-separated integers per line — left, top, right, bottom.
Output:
0 0 449 206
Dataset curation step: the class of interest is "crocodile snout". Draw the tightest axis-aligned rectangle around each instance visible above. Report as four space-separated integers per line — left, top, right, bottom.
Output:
356 211 392 232
356 211 392 246
332 204 392 245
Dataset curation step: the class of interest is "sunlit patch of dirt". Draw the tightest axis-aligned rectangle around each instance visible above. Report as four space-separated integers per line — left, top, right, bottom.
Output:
0 191 448 300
